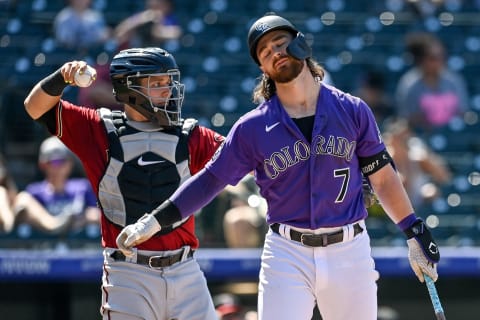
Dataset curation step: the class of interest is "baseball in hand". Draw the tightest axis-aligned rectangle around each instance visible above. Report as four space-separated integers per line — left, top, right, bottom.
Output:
74 65 96 87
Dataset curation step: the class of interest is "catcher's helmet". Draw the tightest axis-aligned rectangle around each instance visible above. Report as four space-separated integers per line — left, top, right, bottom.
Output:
110 47 185 127
247 13 311 65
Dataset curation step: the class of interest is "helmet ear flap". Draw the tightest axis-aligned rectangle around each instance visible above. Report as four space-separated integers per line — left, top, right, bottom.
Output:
286 32 312 61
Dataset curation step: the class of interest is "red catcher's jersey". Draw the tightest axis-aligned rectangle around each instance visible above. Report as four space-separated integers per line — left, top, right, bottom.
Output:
41 100 224 250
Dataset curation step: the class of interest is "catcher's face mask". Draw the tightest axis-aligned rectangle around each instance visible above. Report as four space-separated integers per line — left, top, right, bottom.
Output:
125 71 185 127
110 47 185 127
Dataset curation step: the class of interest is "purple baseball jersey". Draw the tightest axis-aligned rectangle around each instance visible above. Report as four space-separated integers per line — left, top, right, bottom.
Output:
206 83 385 229
26 178 97 217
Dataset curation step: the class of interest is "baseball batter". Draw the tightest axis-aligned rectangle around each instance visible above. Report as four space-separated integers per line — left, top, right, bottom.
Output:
24 48 223 320
116 14 441 320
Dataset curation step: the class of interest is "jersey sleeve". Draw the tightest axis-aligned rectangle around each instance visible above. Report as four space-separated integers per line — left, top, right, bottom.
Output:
187 126 224 174
205 118 256 186
355 98 387 158
53 101 107 160
37 100 109 195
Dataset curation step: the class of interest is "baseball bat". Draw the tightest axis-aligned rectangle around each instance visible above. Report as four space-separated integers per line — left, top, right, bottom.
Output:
424 274 446 320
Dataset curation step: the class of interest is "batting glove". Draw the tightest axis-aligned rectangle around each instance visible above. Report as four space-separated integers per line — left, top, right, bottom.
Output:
116 214 161 257
404 219 440 282
362 177 377 208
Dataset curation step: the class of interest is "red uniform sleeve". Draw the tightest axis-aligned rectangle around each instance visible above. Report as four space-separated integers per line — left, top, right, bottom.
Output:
188 126 224 174
53 100 110 196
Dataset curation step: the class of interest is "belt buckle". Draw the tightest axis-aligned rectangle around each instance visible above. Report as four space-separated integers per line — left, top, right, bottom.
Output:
300 233 311 246
148 255 163 268
300 233 328 247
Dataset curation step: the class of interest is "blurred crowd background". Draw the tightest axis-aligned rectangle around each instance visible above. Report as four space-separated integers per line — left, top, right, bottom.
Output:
1 0 480 319
1 0 480 249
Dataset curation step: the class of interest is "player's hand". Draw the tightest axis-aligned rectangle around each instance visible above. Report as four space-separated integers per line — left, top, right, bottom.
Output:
407 238 438 282
404 219 440 283
116 214 161 257
60 61 90 85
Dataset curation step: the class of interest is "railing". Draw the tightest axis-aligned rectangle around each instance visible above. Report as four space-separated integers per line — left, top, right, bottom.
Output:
0 247 478 282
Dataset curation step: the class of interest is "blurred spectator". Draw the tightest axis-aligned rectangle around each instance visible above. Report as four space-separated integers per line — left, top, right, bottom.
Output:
114 0 182 50
213 293 258 320
197 175 266 248
214 293 243 320
223 206 263 248
222 176 267 248
53 0 111 52
394 32 469 134
355 69 395 129
0 153 73 235
383 118 452 209
0 153 17 233
79 0 183 111
24 136 100 236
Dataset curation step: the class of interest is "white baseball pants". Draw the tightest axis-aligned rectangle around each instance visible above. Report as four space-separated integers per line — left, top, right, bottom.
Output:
258 223 379 320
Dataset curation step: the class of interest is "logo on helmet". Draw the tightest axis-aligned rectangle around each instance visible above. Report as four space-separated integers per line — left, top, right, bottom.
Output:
255 22 270 32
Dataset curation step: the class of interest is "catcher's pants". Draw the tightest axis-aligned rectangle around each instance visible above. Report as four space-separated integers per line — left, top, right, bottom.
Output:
258 221 379 320
101 246 217 320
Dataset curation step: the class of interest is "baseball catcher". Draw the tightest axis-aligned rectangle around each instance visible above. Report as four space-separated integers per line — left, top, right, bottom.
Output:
24 47 223 319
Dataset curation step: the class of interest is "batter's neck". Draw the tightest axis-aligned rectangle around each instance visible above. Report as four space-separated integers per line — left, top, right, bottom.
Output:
277 74 321 118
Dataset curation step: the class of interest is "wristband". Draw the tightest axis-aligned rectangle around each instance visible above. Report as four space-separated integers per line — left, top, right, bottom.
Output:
40 68 68 96
151 200 182 227
403 218 426 239
397 213 418 233
404 218 440 263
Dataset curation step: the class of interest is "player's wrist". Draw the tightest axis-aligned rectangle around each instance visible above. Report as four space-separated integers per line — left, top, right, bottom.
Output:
401 213 440 263
397 213 419 237
40 68 68 96
138 213 162 235
150 200 182 227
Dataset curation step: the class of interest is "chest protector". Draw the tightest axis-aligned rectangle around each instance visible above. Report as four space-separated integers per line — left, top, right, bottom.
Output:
98 108 196 234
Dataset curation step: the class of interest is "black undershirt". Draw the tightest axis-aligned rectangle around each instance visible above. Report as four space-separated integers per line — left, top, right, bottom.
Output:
292 115 315 143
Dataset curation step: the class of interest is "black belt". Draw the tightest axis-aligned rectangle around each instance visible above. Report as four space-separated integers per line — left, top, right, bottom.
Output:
110 248 194 268
270 223 363 247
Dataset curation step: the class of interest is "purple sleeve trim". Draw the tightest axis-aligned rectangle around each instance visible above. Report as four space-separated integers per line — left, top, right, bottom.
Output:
397 213 418 231
170 168 227 219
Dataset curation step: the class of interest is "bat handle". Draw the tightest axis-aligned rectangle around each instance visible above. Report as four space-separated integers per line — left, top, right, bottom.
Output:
424 274 446 320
